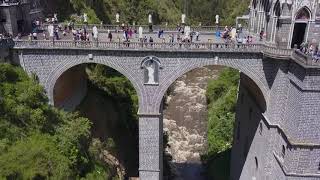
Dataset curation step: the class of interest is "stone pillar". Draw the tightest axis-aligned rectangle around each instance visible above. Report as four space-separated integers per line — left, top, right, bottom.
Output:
139 113 163 180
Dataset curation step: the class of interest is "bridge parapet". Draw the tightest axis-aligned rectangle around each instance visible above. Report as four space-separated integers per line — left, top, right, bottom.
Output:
291 50 320 68
13 40 262 52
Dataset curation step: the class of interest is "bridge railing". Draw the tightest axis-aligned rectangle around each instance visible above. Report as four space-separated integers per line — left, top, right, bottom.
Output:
291 50 320 67
13 40 263 52
262 44 293 59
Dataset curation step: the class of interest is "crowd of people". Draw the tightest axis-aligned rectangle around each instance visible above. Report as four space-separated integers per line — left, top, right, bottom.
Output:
7 16 320 63
299 42 320 62
220 26 255 44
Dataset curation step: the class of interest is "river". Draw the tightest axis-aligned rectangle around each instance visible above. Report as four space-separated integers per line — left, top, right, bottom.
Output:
163 66 221 180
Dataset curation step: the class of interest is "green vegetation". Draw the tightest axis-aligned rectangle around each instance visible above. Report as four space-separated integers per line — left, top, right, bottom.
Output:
86 64 138 132
204 68 240 180
0 63 116 179
84 64 139 176
46 0 250 25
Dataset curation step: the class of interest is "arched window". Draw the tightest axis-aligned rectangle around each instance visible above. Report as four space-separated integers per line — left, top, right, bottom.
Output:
252 0 258 9
273 0 281 17
295 7 311 21
255 157 259 170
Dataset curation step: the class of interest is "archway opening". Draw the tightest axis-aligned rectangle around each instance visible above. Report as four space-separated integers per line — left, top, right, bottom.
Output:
291 7 310 48
53 63 139 179
161 65 266 180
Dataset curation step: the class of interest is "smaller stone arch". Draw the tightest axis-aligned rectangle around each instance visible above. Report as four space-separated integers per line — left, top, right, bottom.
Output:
45 58 143 107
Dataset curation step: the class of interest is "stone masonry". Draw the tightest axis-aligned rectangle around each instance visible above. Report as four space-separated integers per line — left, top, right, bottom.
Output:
9 46 320 180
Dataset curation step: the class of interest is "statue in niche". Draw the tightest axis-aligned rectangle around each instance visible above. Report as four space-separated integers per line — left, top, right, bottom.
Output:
141 57 162 85
146 60 156 84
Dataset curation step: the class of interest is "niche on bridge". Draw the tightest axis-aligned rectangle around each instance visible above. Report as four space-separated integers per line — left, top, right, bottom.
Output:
53 64 88 111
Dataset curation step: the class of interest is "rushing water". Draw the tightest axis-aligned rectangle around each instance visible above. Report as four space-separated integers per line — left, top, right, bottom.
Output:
163 66 221 180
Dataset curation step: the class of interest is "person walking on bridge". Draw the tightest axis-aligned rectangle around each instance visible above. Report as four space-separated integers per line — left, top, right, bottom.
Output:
108 31 113 42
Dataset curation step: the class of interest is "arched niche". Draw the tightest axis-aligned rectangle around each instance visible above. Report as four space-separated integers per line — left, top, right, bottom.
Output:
291 7 311 48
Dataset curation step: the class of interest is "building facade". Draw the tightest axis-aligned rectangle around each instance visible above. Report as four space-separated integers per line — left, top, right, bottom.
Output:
0 0 42 35
249 0 320 48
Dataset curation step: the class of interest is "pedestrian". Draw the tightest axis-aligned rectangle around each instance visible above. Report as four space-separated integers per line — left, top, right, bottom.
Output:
149 37 154 47
196 31 199 41
259 29 264 41
108 31 113 42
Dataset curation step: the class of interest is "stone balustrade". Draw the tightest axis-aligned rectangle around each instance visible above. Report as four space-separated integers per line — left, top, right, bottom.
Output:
14 40 262 52
291 50 320 67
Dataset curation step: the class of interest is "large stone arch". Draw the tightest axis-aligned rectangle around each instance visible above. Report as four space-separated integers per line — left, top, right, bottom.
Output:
154 57 270 113
45 58 143 107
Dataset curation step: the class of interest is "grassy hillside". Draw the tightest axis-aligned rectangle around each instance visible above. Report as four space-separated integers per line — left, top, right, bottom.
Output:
43 0 250 25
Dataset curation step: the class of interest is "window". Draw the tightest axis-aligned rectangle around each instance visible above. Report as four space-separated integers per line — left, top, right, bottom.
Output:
259 122 263 135
237 122 241 140
249 108 253 121
282 145 286 158
241 93 244 104
255 157 259 170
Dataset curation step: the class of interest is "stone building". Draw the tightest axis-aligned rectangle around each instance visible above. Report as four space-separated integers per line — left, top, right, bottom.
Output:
0 0 42 35
248 0 320 48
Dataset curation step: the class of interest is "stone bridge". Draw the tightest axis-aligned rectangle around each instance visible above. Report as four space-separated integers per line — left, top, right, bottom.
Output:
10 40 320 180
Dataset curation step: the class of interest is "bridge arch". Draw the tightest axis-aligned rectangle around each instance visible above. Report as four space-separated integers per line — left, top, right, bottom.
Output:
45 59 143 108
155 57 269 112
